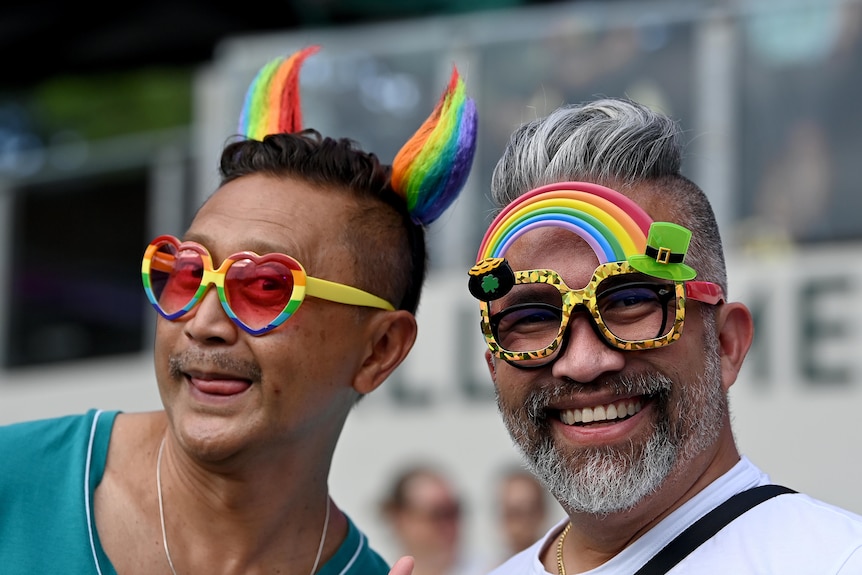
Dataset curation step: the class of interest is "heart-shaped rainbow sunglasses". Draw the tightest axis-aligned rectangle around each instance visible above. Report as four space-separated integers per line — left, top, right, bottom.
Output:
141 235 394 335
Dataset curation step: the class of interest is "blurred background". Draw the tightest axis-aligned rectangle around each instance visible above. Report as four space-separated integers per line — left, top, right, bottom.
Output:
2 0 861 566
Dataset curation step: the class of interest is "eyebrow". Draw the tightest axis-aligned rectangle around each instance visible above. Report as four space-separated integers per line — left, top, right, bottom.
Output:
495 281 563 310
183 233 302 259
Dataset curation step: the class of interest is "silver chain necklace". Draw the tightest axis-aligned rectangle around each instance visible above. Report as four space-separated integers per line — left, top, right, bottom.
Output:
156 436 330 575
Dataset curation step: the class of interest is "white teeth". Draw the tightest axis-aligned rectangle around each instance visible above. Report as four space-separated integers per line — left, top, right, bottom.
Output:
559 399 642 426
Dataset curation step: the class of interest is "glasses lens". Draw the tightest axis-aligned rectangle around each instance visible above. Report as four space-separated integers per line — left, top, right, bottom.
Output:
148 242 205 316
224 257 296 331
490 282 563 354
596 277 677 342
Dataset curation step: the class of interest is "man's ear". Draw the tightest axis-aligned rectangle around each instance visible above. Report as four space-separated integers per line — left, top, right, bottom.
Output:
353 311 418 395
715 301 755 392
485 349 496 381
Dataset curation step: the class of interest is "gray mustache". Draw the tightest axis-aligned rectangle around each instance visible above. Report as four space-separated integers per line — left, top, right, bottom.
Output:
519 372 673 424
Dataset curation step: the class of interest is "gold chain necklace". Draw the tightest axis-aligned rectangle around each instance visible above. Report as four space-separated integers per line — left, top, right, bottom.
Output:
556 522 572 575
156 436 330 575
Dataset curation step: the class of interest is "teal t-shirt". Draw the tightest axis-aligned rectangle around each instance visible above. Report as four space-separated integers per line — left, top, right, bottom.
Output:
0 409 389 574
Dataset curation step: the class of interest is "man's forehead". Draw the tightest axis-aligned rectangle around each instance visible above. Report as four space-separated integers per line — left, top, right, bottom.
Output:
504 228 600 273
189 175 355 271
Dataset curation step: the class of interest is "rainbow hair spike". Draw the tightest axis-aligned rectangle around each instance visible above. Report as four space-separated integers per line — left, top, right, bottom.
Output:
237 47 477 226
476 182 653 264
392 67 478 225
238 45 321 140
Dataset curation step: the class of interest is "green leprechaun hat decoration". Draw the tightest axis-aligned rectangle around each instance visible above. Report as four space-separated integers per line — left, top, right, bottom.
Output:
627 222 698 281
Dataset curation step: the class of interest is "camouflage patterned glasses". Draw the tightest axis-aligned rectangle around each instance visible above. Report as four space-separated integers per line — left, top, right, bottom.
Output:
469 258 724 368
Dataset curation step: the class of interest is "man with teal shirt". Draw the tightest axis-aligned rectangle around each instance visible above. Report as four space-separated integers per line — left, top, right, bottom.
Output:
0 46 476 575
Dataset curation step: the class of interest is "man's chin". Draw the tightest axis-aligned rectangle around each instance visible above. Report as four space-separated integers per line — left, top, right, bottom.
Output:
523 432 677 515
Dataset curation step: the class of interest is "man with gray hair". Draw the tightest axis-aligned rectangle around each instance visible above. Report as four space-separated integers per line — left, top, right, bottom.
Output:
465 98 862 574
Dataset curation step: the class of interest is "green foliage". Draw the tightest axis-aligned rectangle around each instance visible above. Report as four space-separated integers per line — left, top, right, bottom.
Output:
30 67 193 141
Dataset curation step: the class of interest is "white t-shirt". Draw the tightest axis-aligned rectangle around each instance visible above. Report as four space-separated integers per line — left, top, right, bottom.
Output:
489 457 862 574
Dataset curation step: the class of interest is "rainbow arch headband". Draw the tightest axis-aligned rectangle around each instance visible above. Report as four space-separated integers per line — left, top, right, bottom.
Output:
476 181 653 264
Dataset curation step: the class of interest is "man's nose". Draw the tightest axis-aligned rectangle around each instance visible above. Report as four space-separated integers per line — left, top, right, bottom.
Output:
550 313 625 382
181 286 239 343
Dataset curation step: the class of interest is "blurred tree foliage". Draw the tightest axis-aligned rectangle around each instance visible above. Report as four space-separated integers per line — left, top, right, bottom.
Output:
295 0 525 24
24 67 192 141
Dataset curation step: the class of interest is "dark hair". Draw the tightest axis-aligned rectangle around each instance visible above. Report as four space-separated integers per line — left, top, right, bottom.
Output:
380 464 456 514
218 129 427 314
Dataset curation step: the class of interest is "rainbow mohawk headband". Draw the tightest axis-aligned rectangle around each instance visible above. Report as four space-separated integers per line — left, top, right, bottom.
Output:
237 46 477 227
392 67 478 225
238 45 320 140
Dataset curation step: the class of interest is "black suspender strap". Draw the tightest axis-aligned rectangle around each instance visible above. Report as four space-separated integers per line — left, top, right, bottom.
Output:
633 484 797 575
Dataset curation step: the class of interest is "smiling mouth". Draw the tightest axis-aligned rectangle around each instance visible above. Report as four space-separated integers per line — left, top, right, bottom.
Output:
558 397 644 426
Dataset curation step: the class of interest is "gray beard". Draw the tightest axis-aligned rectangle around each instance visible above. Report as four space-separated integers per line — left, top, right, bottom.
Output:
497 343 725 515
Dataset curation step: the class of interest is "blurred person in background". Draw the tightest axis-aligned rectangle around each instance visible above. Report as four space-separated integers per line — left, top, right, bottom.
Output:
0 46 476 575
496 465 553 560
382 464 488 575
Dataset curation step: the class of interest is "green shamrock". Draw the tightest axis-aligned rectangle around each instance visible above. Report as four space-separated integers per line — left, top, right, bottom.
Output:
481 274 500 294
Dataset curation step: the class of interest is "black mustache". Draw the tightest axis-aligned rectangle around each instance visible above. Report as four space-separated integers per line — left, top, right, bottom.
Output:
168 350 262 382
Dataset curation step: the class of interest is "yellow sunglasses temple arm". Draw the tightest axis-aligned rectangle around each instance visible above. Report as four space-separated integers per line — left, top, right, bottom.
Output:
305 277 396 311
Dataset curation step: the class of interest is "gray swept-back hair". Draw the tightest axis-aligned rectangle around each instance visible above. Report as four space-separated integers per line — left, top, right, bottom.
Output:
490 98 727 293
